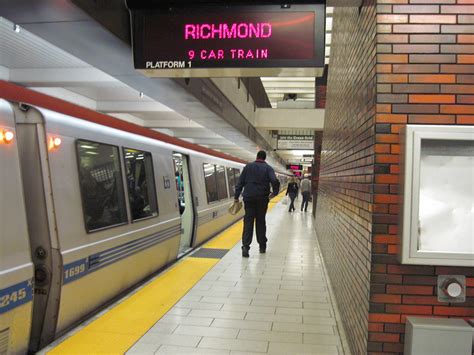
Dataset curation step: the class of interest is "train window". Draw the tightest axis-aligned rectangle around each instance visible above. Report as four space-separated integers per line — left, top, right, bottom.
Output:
203 163 218 203
216 165 228 200
123 148 158 221
226 167 236 196
233 168 241 185
76 140 127 232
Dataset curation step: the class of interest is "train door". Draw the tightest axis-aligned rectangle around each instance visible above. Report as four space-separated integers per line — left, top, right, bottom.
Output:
172 153 195 255
13 105 62 352
0 100 34 355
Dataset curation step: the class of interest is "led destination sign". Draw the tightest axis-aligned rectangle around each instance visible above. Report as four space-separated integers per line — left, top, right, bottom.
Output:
130 4 325 77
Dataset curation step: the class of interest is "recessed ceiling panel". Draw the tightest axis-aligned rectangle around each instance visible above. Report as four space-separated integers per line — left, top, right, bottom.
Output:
0 17 89 69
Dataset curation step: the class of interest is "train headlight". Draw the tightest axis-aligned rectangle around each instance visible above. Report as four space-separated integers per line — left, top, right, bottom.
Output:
48 136 62 150
1 129 14 144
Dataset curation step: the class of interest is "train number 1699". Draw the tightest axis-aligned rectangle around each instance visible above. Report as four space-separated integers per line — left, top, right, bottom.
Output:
64 263 86 280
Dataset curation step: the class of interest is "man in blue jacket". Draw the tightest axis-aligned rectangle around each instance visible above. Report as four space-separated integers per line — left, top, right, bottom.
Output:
234 150 280 257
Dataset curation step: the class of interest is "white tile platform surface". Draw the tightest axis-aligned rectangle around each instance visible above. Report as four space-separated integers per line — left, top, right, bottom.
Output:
127 200 349 355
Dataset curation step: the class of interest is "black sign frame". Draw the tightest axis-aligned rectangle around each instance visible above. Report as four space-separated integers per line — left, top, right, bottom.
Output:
130 4 326 77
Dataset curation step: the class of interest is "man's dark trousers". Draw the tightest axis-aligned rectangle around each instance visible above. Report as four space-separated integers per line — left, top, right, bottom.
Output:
242 198 269 248
301 191 311 211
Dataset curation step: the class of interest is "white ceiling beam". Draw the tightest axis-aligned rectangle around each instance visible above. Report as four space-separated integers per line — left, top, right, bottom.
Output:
171 129 222 139
9 68 116 86
97 101 172 112
255 108 324 130
190 138 236 146
206 146 242 150
262 83 315 89
145 119 202 128
216 148 247 152
261 77 314 82
30 87 97 110
153 128 175 136
265 88 316 94
107 113 145 126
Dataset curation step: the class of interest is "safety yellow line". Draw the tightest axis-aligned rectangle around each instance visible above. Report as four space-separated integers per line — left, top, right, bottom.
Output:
47 258 218 355
47 190 286 355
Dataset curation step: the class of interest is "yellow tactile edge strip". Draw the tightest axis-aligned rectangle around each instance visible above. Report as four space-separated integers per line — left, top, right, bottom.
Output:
47 190 286 355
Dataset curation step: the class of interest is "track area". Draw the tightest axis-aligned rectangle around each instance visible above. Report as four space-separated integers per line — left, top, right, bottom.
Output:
44 193 286 354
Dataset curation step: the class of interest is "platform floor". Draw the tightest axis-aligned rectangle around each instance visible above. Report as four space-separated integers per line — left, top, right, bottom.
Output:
44 197 348 355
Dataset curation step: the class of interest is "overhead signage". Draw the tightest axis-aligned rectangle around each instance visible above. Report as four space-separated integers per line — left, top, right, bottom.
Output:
286 164 303 177
287 164 303 171
129 4 326 77
278 135 314 150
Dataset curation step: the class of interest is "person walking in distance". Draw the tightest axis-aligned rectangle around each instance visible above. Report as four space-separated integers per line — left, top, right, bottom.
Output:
234 150 280 257
300 174 311 212
286 177 299 212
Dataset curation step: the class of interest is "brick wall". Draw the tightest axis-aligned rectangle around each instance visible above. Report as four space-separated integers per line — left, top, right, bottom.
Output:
318 0 474 353
370 1 474 354
315 2 377 354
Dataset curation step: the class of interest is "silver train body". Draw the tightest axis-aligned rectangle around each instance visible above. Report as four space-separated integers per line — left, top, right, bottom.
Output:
0 99 287 354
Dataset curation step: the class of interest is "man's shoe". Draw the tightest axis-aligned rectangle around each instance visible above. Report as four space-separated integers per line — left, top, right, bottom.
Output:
242 246 249 258
259 247 266 254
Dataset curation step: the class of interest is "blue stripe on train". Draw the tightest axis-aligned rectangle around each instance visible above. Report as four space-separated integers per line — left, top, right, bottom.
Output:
63 225 180 285
88 230 178 272
0 279 33 314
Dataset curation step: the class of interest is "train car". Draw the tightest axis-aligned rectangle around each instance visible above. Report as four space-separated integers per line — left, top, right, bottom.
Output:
0 99 34 355
0 88 289 353
0 97 287 353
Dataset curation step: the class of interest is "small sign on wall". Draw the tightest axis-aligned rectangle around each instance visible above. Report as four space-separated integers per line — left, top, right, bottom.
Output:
163 176 171 189
278 135 314 150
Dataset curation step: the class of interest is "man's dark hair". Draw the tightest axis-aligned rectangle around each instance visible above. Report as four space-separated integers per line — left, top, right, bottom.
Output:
256 150 266 160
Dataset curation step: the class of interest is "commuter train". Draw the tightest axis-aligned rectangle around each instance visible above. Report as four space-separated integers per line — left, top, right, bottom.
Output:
0 98 288 354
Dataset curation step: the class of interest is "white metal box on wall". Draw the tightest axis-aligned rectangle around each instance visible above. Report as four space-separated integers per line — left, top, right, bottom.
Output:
404 317 473 355
399 125 474 267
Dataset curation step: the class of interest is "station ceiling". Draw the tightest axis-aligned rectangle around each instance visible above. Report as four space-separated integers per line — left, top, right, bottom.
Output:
0 16 271 165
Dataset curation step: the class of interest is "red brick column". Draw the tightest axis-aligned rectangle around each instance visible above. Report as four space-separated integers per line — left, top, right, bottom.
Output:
315 2 377 354
370 1 474 353
311 131 323 217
